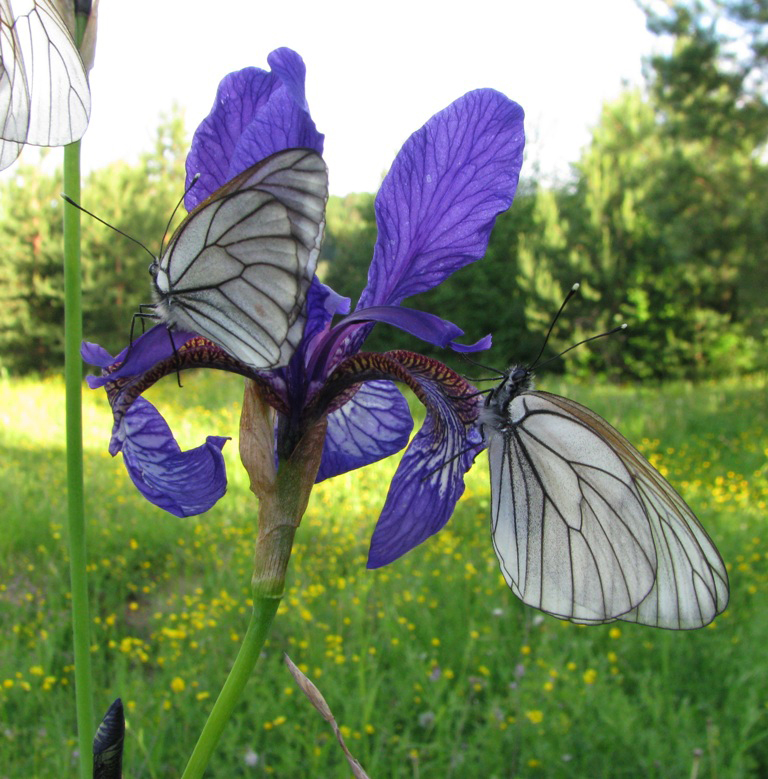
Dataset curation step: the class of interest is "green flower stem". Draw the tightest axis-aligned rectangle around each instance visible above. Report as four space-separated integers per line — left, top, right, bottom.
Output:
63 13 95 778
180 384 327 779
179 476 298 779
63 140 94 778
179 590 281 779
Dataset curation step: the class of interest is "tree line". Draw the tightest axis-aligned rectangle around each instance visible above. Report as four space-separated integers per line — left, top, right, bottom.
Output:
1 0 766 379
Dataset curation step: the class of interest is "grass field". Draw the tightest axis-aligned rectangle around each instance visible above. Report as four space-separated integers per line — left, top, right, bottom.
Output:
0 370 766 778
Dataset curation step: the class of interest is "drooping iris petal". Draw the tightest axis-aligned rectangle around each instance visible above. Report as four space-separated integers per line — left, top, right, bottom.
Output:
118 397 229 517
315 380 413 482
318 350 484 566
358 89 525 309
366 415 483 567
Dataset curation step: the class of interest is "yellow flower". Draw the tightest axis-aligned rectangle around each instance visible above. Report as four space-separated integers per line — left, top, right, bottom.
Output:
583 669 598 685
170 677 185 693
525 710 544 725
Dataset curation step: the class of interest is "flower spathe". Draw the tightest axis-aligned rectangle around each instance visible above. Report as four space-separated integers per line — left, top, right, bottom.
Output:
84 47 525 567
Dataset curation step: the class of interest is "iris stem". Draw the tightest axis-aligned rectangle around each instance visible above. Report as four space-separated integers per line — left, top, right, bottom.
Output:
179 591 281 779
63 129 94 779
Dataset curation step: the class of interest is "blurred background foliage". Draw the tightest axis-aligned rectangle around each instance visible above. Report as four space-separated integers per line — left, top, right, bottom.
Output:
1 0 766 380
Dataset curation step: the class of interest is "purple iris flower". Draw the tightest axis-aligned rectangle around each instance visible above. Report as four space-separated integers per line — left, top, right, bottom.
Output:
83 48 525 568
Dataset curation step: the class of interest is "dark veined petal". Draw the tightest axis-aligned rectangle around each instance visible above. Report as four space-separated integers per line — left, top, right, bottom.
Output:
118 397 229 517
358 89 525 309
185 49 322 209
314 350 484 567
367 359 484 567
315 380 413 482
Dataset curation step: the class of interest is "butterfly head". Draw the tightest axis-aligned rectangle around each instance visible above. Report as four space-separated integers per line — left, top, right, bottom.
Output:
480 365 534 434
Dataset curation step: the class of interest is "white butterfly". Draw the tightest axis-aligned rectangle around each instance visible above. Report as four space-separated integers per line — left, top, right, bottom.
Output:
150 147 329 370
0 0 91 170
481 364 729 629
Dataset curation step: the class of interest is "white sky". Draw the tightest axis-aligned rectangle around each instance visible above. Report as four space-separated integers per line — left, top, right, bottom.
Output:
12 0 662 196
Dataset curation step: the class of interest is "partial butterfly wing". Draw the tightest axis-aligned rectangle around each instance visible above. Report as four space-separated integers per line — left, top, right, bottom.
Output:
0 0 91 169
487 390 729 629
0 1 27 167
153 148 329 370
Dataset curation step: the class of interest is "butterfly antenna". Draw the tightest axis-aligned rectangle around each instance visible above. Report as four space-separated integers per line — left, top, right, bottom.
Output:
62 195 156 264
159 173 200 256
536 324 628 371
458 352 505 382
529 282 581 370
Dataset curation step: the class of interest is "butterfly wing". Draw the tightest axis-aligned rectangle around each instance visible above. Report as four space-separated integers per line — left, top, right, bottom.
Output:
488 390 728 629
0 0 90 169
154 148 328 370
0 0 31 167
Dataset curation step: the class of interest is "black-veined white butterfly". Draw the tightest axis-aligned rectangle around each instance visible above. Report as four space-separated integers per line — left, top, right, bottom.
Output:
480 301 729 630
0 0 91 170
149 147 329 370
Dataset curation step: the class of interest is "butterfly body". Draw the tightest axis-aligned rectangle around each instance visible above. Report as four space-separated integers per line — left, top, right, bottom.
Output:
482 364 729 629
149 148 328 370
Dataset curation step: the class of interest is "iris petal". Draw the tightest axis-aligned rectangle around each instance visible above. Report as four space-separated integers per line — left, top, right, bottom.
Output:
185 48 321 209
316 380 413 482
358 89 524 309
366 365 484 567
118 397 229 517
231 90 323 174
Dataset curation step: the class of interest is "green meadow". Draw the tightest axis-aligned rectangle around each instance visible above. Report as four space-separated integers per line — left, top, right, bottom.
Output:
0 371 766 778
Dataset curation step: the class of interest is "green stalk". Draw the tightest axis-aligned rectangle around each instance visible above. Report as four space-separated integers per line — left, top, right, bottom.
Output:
180 387 326 779
64 140 94 779
63 12 94 779
179 593 281 779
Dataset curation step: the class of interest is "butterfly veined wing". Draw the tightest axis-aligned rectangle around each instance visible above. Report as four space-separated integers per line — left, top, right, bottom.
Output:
487 389 729 629
0 0 90 169
152 148 329 370
0 0 30 167
547 393 729 628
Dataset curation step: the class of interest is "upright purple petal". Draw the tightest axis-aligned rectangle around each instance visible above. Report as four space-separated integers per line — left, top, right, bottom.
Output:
315 380 413 482
303 278 351 343
230 92 323 174
185 67 282 204
358 89 525 309
267 48 310 111
185 49 322 209
118 398 229 517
